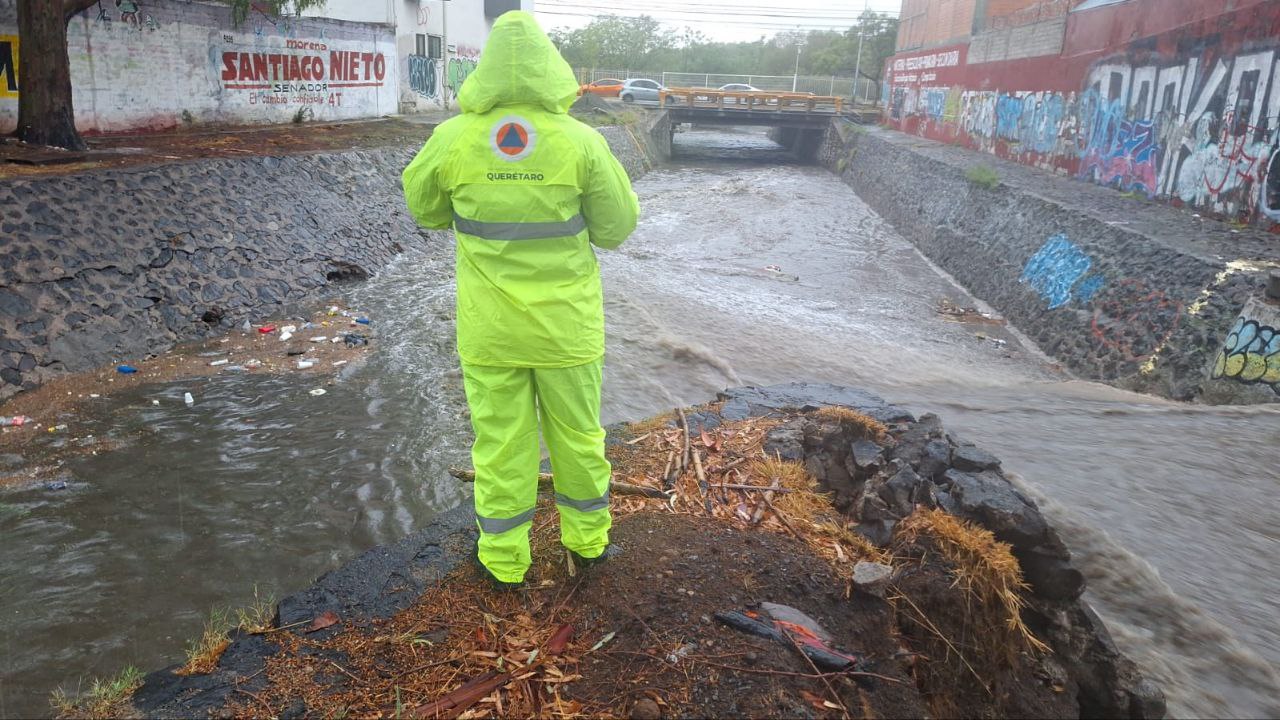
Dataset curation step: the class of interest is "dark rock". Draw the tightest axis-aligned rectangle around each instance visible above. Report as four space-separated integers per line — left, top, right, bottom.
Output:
631 697 662 720
16 354 35 372
944 469 1049 547
0 289 33 316
1129 679 1167 720
684 411 721 431
850 439 883 470
1017 545 1086 601
1 368 21 386
918 439 951 479
201 307 225 325
879 466 922 516
853 519 895 547
952 445 1002 472
763 420 805 461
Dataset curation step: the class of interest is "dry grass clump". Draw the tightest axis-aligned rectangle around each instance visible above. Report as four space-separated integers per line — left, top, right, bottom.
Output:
896 509 1048 660
50 666 142 719
176 608 233 676
811 406 888 441
235 586 276 634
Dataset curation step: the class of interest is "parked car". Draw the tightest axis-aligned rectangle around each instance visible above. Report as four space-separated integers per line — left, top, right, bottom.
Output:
579 78 624 97
619 78 664 103
718 83 761 106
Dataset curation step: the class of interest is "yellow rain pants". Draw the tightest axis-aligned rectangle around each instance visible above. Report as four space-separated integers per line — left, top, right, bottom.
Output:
401 11 638 583
462 360 611 582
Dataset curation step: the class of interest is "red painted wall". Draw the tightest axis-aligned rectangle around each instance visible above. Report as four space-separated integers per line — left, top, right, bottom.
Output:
882 0 1280 230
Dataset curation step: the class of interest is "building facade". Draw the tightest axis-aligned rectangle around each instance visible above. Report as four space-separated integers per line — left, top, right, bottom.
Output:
882 0 1280 230
0 0 529 135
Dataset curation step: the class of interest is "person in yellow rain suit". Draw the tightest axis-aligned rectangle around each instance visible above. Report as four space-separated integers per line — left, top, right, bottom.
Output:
402 11 639 589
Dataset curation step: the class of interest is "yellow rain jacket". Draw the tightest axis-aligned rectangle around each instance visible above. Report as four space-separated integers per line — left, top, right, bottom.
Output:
402 11 639 368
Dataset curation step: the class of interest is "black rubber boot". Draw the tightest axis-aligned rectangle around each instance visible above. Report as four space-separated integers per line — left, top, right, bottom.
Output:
568 543 622 569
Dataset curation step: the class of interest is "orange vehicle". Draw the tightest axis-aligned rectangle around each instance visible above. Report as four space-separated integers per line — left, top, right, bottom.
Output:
578 78 624 97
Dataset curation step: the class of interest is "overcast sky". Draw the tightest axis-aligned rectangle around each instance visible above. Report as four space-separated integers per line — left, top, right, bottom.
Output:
534 0 903 43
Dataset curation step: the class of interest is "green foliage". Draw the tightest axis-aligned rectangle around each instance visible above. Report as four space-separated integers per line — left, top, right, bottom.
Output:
549 11 898 81
965 165 1000 190
223 0 327 27
50 666 142 719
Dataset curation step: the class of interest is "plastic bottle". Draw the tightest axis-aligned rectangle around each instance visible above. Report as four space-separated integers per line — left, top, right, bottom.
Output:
183 392 195 407
0 416 32 427
117 365 139 374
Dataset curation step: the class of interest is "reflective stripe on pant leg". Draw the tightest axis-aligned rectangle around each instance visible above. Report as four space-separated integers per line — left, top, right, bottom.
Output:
533 359 612 558
461 363 540 583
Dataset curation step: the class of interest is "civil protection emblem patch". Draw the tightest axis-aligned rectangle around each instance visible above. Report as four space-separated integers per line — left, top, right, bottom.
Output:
490 116 537 162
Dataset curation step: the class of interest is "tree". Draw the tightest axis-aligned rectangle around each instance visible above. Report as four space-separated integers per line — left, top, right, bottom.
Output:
13 0 326 151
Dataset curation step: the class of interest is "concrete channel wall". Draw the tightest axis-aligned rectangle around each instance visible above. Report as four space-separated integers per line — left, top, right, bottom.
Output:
820 120 1280 404
0 110 673 402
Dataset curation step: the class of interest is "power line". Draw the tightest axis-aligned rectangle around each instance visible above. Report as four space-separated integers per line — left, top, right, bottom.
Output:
537 1 896 20
535 10 869 31
540 0 898 15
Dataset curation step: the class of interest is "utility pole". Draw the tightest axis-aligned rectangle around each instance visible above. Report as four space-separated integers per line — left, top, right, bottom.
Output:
793 44 802 92
442 0 451 110
852 0 868 103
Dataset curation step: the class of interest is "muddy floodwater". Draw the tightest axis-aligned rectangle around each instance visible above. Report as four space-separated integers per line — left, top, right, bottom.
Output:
2 129 1278 718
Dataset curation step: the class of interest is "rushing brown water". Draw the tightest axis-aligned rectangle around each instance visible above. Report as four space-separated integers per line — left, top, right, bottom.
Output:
1 129 1277 718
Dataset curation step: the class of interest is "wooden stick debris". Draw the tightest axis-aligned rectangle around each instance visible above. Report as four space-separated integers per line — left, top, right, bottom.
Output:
761 493 804 539
750 478 782 526
693 449 712 515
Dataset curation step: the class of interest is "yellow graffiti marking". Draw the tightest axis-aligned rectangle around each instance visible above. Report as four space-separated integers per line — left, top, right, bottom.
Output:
0 34 18 100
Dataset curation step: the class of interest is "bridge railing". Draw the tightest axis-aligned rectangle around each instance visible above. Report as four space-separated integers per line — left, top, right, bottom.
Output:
571 68 862 99
660 87 844 114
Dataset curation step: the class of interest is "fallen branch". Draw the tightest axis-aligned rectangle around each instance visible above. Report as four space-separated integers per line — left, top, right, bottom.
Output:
719 484 795 493
693 449 712 515
688 657 902 684
448 468 670 500
750 478 782 526
761 492 804 539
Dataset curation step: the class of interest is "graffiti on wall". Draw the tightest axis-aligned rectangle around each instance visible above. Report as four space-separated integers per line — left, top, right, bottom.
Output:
219 45 388 106
1211 314 1280 393
408 54 440 99
1090 278 1183 363
0 34 16 100
1021 234 1105 309
885 33 1280 226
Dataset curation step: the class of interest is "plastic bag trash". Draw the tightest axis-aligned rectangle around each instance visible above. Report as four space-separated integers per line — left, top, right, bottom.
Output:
309 388 327 397
309 336 328 343
280 332 294 342
244 359 263 369
343 333 369 347
152 400 161 406
328 306 341 316
117 365 139 374
297 360 316 370
209 359 230 367
258 325 276 334
46 480 68 491
183 392 195 407
331 336 343 343
281 325 297 334
0 416 32 427
241 319 252 333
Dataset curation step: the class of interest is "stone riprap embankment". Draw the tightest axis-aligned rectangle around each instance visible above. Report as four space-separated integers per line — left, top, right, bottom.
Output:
132 383 1162 719
821 122 1280 403
0 147 441 400
594 108 672 179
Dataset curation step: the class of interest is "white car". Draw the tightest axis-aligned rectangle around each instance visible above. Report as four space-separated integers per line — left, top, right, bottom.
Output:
620 78 664 103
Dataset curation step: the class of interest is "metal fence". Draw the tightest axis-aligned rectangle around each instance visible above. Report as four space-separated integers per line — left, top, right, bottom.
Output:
573 68 874 101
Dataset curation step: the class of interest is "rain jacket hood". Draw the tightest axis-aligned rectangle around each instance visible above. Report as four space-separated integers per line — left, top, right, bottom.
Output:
457 11 579 115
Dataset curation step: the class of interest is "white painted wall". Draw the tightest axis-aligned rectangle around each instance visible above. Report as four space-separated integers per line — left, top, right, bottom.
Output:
0 0 398 134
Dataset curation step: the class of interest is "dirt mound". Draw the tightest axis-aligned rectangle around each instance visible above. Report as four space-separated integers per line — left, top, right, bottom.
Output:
119 384 1162 719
